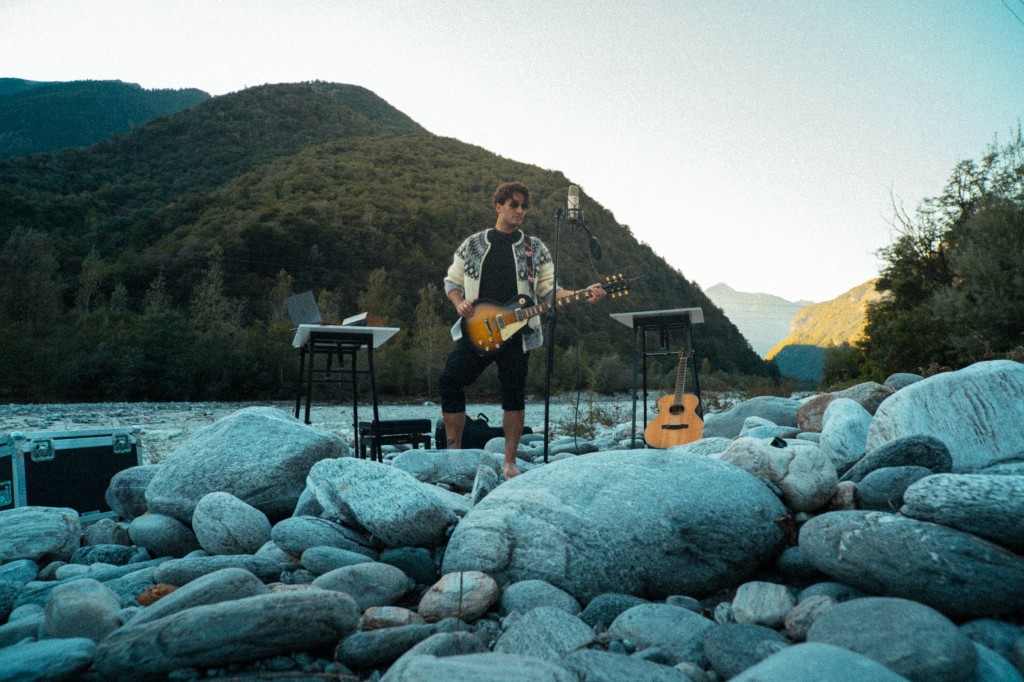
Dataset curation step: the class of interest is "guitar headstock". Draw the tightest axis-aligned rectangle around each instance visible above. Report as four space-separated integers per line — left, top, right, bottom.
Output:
602 273 630 298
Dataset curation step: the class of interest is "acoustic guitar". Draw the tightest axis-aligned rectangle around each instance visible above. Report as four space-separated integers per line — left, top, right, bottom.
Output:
461 274 629 356
644 348 703 448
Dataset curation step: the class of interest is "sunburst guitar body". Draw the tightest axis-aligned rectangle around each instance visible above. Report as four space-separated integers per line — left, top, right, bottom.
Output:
461 274 629 356
644 348 703 448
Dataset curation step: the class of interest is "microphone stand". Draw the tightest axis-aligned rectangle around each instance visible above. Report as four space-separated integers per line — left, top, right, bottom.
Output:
542 207 566 464
543 204 593 463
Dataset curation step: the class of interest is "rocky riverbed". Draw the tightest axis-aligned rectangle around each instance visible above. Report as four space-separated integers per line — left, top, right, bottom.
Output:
0 396 636 464
2 363 1024 681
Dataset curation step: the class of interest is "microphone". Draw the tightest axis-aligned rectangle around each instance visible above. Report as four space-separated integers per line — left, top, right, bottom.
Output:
566 184 602 260
567 185 580 224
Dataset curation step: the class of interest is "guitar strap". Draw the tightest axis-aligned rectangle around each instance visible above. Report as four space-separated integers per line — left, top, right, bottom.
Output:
524 235 535 287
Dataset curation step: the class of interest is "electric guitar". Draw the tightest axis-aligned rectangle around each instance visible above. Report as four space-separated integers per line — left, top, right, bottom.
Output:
461 274 629 356
644 348 703 448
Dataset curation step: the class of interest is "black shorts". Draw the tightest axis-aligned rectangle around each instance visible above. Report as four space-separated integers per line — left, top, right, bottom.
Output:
439 336 528 412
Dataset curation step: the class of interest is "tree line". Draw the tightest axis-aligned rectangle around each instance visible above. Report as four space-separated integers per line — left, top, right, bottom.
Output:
823 125 1024 386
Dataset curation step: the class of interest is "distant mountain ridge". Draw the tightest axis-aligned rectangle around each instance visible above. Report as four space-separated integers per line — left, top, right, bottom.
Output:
0 78 210 159
706 280 881 384
705 283 812 357
767 279 881 383
766 280 881 359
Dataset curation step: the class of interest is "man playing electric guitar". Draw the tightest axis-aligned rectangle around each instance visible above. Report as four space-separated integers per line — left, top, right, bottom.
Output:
439 181 607 479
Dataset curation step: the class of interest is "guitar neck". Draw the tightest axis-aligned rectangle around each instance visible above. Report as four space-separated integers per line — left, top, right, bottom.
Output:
673 352 691 402
519 288 594 322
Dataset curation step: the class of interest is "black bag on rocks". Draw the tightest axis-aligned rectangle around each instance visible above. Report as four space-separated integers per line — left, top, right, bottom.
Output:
434 413 531 449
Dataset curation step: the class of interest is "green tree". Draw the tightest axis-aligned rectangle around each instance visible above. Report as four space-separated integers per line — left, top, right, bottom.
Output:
0 227 64 333
75 248 106 317
863 126 1024 374
410 282 450 397
357 267 400 326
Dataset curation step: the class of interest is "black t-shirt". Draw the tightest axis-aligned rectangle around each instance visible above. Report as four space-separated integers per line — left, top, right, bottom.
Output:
478 229 520 303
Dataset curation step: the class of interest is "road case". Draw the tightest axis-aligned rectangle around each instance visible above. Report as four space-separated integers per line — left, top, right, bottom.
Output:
1 427 142 518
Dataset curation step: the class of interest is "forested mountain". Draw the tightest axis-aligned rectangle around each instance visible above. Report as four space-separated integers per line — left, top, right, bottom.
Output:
766 280 880 360
0 81 772 402
0 79 210 159
763 280 880 383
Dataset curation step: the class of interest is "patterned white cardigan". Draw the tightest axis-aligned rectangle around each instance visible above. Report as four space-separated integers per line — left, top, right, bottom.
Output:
443 229 555 352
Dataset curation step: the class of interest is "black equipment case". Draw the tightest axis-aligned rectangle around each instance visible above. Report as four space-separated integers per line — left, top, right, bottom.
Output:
433 413 532 450
1 427 142 519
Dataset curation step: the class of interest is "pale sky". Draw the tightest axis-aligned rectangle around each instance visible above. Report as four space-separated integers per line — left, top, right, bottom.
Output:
2 0 1022 302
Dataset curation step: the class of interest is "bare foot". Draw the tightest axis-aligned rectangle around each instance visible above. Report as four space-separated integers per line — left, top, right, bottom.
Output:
503 463 521 480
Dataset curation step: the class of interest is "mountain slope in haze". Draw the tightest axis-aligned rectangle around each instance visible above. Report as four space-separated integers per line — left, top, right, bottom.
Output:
767 279 882 382
705 283 812 357
0 78 210 159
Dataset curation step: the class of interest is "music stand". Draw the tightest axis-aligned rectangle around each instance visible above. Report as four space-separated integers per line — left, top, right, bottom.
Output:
610 308 704 447
292 324 400 460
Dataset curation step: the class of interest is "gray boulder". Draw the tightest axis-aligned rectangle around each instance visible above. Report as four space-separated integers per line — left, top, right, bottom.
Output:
152 554 286 585
607 603 715 667
560 648 692 682
718 437 837 512
579 592 649 630
865 360 1024 471
191 491 272 555
392 450 500 492
337 618 464 670
0 507 80 564
884 372 924 391
300 545 375 575
842 434 952 484
306 458 458 548
960 618 1024 662
82 517 132 547
807 597 977 682
0 558 39 586
501 579 581 616
972 643 1024 682
145 407 347 523
94 589 360 679
128 566 269 627
819 398 872 473
799 510 1024 617
494 606 595 661
0 638 96 682
797 381 894 432
901 474 1024 552
443 451 787 603
703 396 801 439
70 543 139 566
703 622 789 680
105 464 160 520
312 561 414 611
271 515 375 558
393 631 488 664
380 547 439 586
43 578 122 641
730 580 796 628
127 513 200 557
731 642 911 681
381 652 577 681
856 466 932 511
